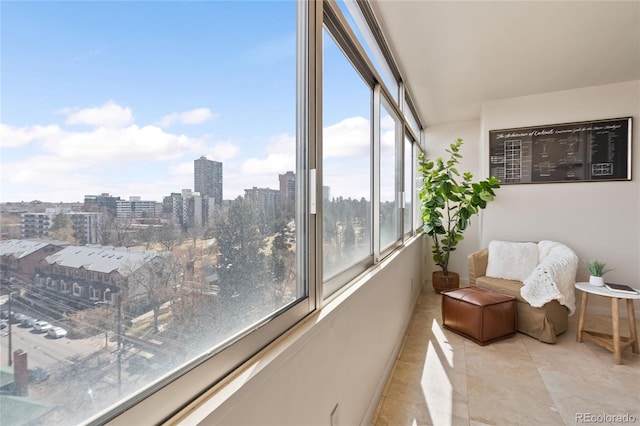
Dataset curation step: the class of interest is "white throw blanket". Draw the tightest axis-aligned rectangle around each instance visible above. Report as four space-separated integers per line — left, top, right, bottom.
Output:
521 240 578 314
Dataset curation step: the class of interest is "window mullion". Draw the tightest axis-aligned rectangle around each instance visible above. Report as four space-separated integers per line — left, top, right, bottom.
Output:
372 85 381 263
301 0 322 308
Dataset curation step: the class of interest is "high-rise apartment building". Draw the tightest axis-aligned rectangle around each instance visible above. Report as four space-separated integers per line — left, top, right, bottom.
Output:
278 171 296 217
194 156 223 208
244 187 280 227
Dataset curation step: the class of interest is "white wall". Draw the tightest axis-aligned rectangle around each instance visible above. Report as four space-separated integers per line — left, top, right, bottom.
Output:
179 237 423 426
481 81 640 315
420 81 640 316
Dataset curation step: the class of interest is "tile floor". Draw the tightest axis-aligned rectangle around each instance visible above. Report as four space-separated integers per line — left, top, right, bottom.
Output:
372 290 640 426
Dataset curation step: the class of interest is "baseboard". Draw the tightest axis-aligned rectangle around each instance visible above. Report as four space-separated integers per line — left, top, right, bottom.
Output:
360 287 422 425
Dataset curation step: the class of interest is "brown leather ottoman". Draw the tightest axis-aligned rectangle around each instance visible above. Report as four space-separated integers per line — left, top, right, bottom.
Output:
442 286 517 345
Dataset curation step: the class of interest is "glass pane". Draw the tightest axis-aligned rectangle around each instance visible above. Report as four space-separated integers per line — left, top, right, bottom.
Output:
404 136 413 235
415 144 424 230
336 1 398 101
380 102 400 250
0 1 299 423
322 28 372 282
403 97 421 140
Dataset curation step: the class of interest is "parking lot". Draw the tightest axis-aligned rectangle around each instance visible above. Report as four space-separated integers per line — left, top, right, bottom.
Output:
0 311 99 369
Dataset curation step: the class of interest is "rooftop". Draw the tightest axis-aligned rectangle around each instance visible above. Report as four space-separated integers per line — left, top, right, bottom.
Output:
44 245 160 275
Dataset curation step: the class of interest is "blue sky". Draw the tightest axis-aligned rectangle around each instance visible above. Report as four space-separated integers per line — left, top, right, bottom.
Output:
1 0 393 203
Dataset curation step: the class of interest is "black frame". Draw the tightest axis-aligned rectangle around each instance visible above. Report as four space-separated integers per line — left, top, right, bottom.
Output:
489 117 632 184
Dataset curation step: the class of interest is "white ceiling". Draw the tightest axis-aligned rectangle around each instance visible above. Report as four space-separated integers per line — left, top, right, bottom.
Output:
369 1 640 127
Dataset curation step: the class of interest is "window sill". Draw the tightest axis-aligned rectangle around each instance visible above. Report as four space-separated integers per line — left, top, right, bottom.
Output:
167 235 421 425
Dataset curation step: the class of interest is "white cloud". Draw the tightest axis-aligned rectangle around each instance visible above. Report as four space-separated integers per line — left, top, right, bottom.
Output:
323 116 370 158
241 153 294 177
381 114 396 148
0 123 61 148
208 140 240 162
0 155 95 202
2 112 203 161
65 100 133 128
36 124 205 161
160 107 219 127
240 133 295 176
1 109 380 202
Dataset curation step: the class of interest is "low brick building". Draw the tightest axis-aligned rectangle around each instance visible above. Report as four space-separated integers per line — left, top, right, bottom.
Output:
34 245 163 314
0 240 67 286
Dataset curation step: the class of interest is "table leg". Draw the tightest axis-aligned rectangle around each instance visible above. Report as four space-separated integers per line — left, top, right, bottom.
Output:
612 297 621 364
577 292 588 343
627 299 639 354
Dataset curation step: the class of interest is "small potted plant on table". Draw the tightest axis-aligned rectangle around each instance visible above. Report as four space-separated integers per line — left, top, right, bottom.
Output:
587 260 611 287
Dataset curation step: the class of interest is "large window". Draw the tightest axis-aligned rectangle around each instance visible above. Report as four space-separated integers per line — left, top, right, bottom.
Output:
379 100 401 251
404 134 414 235
322 28 372 287
0 1 423 424
1 1 303 424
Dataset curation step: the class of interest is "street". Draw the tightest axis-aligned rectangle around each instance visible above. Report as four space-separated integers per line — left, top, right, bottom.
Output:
0 323 99 369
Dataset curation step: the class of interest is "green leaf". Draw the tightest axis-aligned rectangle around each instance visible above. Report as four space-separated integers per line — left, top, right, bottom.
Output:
459 207 471 220
417 137 499 273
479 191 494 202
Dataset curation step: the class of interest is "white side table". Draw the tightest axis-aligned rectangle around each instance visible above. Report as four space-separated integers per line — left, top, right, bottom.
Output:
575 282 640 364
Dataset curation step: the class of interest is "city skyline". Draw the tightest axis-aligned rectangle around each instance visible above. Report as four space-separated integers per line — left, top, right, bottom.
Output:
0 1 394 204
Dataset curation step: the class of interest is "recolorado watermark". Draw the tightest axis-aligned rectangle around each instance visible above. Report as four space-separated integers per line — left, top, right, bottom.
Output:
576 413 637 423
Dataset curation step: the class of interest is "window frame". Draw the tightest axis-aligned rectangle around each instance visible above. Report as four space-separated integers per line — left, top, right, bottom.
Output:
377 91 403 256
403 131 416 238
101 0 426 423
320 24 375 297
89 2 314 424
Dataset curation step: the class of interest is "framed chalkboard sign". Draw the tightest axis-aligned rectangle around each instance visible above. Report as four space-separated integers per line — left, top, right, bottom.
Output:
489 117 632 184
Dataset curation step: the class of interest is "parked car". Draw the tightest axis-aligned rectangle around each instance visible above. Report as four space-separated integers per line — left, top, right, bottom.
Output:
10 313 27 324
0 310 13 320
0 319 7 329
20 317 38 328
47 326 67 339
28 366 50 383
33 321 53 333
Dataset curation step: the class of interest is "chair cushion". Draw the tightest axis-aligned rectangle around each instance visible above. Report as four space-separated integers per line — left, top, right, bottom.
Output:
485 240 538 281
476 276 527 303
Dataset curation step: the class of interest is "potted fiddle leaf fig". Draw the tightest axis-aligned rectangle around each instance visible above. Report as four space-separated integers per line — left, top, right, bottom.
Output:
418 138 501 293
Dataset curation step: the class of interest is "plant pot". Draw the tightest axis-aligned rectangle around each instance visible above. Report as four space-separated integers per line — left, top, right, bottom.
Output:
589 275 605 287
432 271 460 294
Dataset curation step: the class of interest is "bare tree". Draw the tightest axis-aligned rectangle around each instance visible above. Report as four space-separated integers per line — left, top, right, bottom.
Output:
127 254 183 333
94 208 133 247
67 304 114 343
156 221 183 252
169 276 216 347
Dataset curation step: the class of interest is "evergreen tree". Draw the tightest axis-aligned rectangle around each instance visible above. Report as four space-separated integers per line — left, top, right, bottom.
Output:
213 197 270 325
49 213 77 244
